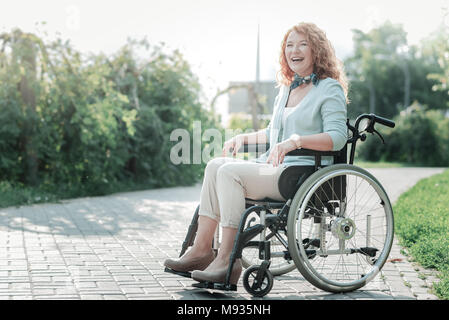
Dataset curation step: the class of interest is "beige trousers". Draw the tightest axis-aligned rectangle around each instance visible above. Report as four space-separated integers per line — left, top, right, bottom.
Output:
199 157 286 228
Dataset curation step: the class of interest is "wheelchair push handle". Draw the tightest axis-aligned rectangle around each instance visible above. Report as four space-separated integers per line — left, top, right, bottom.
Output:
354 113 395 134
355 113 395 128
351 113 395 147
372 114 395 128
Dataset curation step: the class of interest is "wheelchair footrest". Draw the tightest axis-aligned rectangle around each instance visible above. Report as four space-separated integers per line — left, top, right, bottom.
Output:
192 281 237 291
164 267 192 278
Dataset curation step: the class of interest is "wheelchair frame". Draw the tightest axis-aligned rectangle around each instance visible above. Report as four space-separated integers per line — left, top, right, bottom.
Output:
166 113 396 297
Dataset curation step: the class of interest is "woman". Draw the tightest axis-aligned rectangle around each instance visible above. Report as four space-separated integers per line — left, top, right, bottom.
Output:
164 22 348 286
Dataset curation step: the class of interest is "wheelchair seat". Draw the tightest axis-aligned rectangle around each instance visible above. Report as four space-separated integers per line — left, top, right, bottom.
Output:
244 165 315 206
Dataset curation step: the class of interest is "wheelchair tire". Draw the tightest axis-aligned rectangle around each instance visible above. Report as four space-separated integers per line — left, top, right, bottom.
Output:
243 265 274 297
287 164 394 293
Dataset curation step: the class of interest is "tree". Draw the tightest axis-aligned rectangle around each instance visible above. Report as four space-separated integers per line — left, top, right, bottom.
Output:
0 30 42 185
0 30 220 198
422 24 449 108
345 22 408 118
344 21 448 119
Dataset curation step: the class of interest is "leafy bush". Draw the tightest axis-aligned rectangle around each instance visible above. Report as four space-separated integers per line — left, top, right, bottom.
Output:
357 102 449 166
0 29 220 205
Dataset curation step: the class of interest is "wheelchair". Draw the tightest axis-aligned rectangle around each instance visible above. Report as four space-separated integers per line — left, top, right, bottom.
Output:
165 113 396 297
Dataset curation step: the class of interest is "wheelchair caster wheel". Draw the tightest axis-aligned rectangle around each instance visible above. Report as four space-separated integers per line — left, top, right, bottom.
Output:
243 265 274 297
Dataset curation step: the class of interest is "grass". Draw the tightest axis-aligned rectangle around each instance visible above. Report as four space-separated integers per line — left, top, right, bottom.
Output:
0 181 60 208
355 159 449 168
354 160 409 168
393 168 449 300
0 179 164 209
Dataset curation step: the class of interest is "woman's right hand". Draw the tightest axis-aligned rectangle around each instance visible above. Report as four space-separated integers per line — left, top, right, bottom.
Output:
222 134 246 157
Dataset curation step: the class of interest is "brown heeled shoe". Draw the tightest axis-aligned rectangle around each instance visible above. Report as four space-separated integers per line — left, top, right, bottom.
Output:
191 259 242 285
164 249 215 273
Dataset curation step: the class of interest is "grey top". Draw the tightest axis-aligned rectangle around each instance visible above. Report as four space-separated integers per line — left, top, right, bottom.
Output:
254 77 347 167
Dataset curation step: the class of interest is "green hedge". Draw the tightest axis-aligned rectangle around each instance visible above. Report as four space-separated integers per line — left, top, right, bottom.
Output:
357 103 449 167
0 30 220 204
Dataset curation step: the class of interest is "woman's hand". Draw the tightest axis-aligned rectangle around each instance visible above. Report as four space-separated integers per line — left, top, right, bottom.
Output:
266 138 298 167
222 134 246 157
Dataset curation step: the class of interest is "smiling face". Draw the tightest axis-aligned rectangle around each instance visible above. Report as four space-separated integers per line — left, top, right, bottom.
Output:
284 30 314 77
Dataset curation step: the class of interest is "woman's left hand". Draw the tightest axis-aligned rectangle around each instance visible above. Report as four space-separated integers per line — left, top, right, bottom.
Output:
266 139 298 167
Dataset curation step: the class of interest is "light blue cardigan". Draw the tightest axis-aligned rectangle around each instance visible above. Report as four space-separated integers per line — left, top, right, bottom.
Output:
254 78 348 166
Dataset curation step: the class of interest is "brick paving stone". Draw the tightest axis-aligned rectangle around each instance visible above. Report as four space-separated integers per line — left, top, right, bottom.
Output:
9 283 31 290
34 295 79 300
392 292 416 300
33 289 56 295
0 290 32 296
121 286 145 293
10 295 34 300
76 282 97 288
31 276 53 282
80 294 105 300
102 295 128 300
416 293 439 300
55 288 79 295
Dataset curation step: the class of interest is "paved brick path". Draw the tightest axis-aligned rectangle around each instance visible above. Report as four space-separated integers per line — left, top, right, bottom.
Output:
0 167 444 300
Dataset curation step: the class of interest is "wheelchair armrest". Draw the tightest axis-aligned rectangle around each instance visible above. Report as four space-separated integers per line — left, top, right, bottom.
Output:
286 148 341 157
237 144 341 157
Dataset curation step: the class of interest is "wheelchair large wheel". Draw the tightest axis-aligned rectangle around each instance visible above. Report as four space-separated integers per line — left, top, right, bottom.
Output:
287 164 394 293
241 209 296 276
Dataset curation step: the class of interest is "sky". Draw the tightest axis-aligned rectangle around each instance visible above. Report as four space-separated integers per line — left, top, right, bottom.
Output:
1 0 448 116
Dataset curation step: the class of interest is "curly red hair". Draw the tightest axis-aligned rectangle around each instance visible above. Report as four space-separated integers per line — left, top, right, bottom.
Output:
276 22 348 102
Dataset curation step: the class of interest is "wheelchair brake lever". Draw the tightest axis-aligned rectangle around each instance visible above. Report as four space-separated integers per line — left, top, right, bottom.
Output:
246 217 256 229
373 129 385 144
